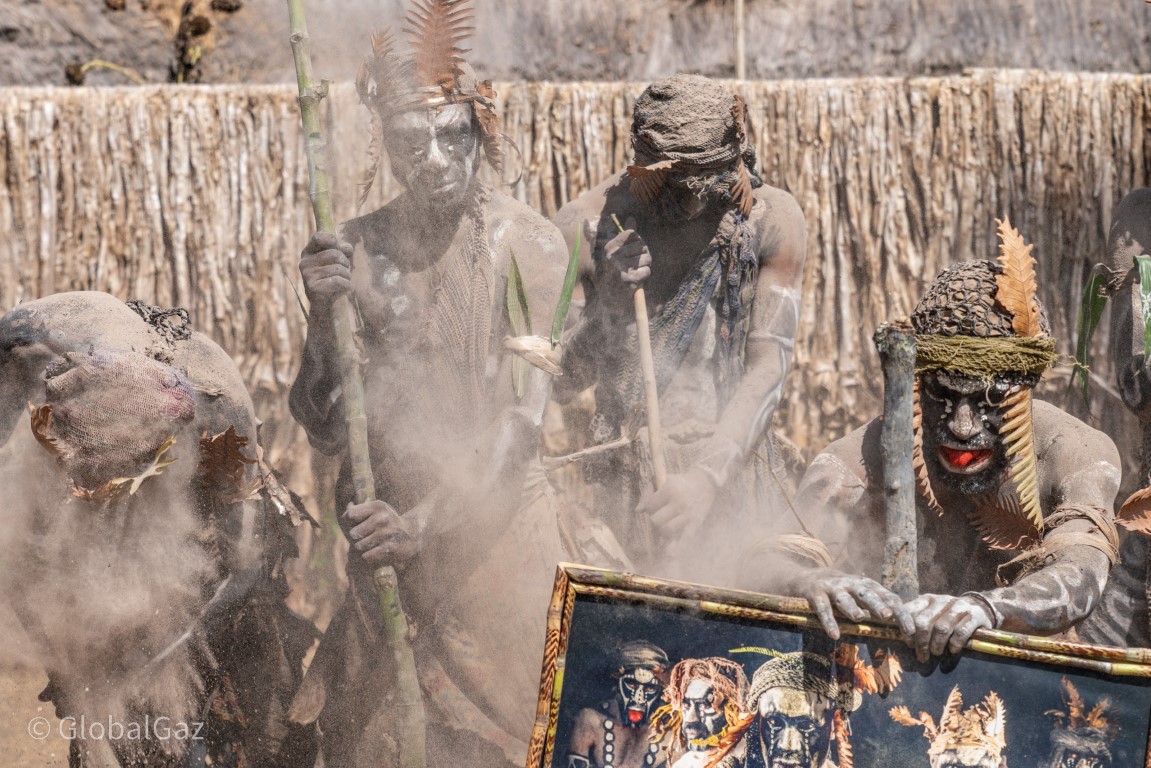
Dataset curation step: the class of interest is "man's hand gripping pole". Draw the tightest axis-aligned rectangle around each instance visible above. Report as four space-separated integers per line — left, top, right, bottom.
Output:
286 3 427 766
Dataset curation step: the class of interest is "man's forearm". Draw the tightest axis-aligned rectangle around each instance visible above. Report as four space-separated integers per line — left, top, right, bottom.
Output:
288 317 346 454
983 546 1110 634
694 285 800 487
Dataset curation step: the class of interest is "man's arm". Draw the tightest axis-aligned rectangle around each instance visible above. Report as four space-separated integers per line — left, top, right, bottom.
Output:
642 190 807 539
981 456 1120 634
754 425 913 639
288 231 356 455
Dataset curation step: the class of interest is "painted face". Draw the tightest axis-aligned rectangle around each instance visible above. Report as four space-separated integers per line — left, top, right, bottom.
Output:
756 688 835 768
929 746 1003 768
617 666 663 727
385 103 480 208
1047 748 1110 768
919 370 1020 497
681 678 728 750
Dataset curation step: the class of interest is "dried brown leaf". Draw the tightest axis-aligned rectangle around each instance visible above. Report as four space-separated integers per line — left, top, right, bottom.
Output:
999 388 1042 528
28 403 64 460
1119 485 1151 532
912 385 943 515
969 498 1040 550
1062 678 1084 728
834 710 853 768
404 0 474 90
199 425 256 499
731 158 754 218
626 160 677 204
994 217 1044 338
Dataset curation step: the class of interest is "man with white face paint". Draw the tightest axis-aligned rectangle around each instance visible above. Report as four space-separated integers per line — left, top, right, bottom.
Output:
568 641 671 768
552 74 807 581
289 2 571 766
711 653 860 768
649 657 749 768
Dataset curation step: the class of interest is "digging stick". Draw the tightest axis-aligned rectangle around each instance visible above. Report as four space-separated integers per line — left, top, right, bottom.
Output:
611 215 668 490
285 3 427 767
610 215 661 561
874 322 920 600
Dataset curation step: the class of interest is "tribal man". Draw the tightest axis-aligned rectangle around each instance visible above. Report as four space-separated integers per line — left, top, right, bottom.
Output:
648 657 749 768
709 649 893 768
553 73 806 581
890 686 1008 768
567 641 671 768
0 291 317 767
1039 678 1114 768
775 222 1122 661
287 2 571 766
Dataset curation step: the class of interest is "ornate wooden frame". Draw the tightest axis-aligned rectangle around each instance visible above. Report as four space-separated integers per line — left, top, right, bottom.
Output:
527 563 1151 768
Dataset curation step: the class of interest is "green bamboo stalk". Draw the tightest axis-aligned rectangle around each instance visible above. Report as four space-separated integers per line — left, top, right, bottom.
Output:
285 3 427 766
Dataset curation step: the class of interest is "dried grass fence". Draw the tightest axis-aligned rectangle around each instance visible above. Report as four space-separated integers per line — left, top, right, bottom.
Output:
2 71 1149 607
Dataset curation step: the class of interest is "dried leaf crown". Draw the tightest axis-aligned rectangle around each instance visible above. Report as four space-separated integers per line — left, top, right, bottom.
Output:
891 686 1007 758
355 0 503 207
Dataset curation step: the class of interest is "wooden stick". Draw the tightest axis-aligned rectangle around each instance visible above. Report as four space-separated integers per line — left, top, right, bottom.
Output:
612 214 667 490
874 322 920 600
285 3 426 766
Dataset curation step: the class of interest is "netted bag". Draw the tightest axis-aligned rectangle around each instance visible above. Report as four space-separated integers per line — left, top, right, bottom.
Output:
34 349 195 489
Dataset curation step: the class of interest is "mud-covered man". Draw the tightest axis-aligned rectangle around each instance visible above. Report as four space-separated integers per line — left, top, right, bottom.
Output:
777 226 1121 661
568 641 670 768
0 291 316 767
553 74 806 580
287 4 570 766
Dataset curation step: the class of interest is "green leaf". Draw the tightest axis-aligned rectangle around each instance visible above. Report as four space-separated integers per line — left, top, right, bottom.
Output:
1140 255 1151 361
506 252 532 399
550 228 581 347
1070 263 1109 402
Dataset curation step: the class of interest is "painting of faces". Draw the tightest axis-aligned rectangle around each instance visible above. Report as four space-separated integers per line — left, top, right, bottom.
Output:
537 585 1151 768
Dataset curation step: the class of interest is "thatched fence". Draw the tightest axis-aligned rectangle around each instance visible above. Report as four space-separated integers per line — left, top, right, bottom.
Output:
2 70 1149 552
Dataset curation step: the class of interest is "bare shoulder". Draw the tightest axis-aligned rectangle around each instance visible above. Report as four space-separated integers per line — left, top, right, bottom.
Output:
1033 399 1120 470
487 191 568 266
748 184 806 275
554 174 631 242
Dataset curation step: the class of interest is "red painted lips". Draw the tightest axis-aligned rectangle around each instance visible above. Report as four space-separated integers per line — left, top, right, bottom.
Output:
939 446 992 470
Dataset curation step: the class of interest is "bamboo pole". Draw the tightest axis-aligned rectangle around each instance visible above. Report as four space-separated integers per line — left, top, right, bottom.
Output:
285 3 427 767
874 322 919 600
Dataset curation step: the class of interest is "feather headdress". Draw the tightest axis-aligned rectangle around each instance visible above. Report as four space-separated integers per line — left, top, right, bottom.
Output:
355 0 502 207
891 686 1007 760
993 217 1045 531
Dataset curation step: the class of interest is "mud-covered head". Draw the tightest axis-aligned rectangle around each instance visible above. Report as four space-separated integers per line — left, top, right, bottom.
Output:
355 1 502 208
910 259 1054 499
628 73 761 221
30 348 196 492
611 640 670 728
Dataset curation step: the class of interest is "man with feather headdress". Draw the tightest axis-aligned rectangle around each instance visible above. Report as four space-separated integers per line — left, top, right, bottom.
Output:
1040 678 1115 768
772 220 1122 660
890 686 1008 768
551 73 807 581
288 1 571 765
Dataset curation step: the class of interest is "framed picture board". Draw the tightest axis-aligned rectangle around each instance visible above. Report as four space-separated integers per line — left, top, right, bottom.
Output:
527 564 1151 768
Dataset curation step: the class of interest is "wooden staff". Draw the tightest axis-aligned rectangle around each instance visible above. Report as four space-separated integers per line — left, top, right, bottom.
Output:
874 322 920 600
612 215 668 491
285 3 427 767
